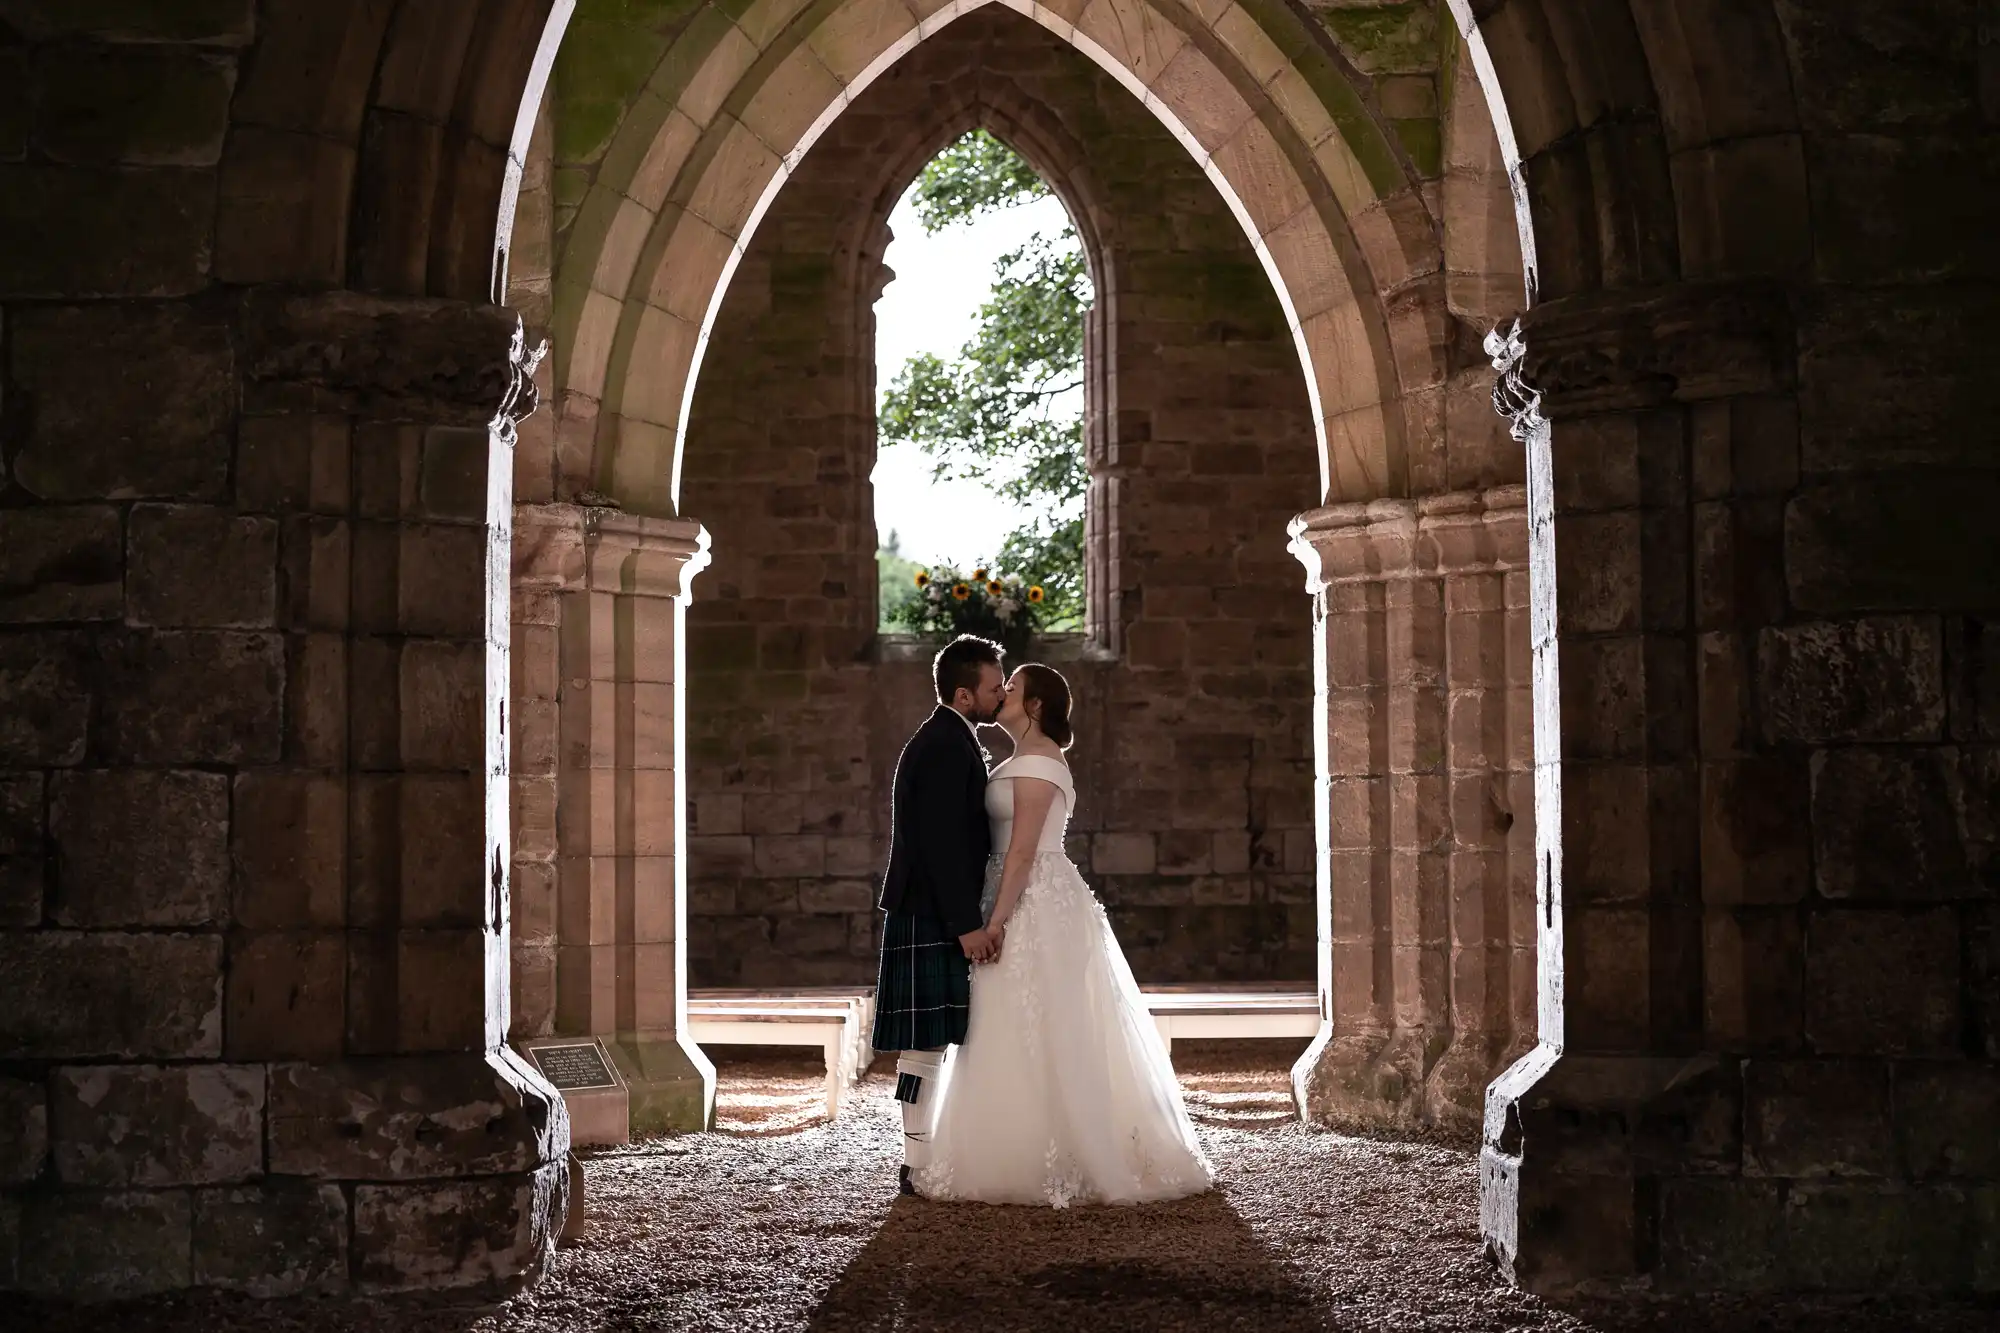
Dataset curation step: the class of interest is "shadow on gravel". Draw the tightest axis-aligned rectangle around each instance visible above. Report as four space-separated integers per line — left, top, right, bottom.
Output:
806 1188 1326 1333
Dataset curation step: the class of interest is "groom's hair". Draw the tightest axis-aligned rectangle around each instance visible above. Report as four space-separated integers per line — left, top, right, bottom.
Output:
934 634 1003 703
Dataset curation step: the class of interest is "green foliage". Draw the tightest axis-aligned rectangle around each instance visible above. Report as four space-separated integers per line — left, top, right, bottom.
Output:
910 130 1049 233
877 531 924 626
886 563 1050 657
880 131 1091 634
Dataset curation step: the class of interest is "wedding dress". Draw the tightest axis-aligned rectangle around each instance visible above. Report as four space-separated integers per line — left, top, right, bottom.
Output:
912 753 1215 1206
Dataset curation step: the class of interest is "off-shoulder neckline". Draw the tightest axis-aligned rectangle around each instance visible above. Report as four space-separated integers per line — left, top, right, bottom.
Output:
992 753 1073 786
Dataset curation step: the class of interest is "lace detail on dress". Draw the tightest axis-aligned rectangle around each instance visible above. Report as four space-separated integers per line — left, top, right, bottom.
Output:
914 844 1215 1208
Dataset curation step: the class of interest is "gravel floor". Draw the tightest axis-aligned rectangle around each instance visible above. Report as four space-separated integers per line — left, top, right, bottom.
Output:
28 1041 1998 1332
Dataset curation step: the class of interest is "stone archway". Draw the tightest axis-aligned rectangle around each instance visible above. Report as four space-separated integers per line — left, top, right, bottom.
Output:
7 0 1990 1306
513 0 1537 1155
545 0 1438 516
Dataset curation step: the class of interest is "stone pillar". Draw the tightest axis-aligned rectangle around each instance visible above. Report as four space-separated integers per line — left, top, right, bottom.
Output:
1288 488 1533 1135
514 504 715 1134
0 292 568 1298
1475 286 1998 1296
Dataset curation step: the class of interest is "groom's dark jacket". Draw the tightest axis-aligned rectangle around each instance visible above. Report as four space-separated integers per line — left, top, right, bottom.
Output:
877 705 991 939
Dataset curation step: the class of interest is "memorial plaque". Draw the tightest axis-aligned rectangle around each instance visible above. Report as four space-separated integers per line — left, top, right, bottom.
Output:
529 1041 618 1091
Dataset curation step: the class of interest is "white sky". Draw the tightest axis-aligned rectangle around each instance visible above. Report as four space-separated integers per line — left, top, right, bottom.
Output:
872 186 1076 569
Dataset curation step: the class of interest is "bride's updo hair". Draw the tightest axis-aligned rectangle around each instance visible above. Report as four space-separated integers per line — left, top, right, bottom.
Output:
1016 663 1074 749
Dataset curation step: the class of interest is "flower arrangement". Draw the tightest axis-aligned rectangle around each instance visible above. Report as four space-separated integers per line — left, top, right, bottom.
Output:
893 562 1049 654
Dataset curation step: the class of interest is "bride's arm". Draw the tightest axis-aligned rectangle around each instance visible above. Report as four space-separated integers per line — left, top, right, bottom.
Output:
988 776 1059 931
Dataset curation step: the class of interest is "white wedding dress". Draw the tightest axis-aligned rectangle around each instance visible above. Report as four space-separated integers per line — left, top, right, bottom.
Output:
912 753 1214 1207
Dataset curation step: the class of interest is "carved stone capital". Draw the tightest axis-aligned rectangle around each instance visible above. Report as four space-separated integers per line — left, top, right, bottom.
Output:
512 503 711 599
1289 487 1528 590
1518 280 1795 416
240 291 521 424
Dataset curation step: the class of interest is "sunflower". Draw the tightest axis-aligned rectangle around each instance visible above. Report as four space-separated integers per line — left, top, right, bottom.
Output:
986 579 1005 597
951 582 971 601
972 567 988 581
1026 585 1045 603
914 570 929 588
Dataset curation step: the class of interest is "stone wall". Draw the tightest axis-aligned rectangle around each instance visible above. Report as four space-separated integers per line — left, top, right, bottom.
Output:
676 9 1326 989
0 2 569 1301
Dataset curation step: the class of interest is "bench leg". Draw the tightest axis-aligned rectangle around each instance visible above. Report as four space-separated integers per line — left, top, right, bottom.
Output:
824 1035 842 1119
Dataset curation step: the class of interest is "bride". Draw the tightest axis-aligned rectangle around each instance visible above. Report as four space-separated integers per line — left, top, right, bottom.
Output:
912 663 1215 1207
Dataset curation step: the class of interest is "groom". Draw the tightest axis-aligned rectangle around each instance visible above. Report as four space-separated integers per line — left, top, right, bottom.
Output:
872 633 1008 1196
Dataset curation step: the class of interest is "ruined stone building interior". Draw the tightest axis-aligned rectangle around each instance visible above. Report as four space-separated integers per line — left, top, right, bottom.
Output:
0 1 1994 1328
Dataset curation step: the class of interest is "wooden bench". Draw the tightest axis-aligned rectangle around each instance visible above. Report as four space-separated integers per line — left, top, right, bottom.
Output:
687 987 875 1120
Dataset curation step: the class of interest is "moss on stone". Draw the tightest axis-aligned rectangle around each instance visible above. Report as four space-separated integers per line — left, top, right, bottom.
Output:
1312 1 1440 76
1391 115 1441 177
553 0 709 166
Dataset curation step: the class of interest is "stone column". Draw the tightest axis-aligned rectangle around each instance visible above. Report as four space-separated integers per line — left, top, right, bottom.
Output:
514 504 715 1134
1467 288 1999 1296
1288 488 1533 1135
0 292 568 1297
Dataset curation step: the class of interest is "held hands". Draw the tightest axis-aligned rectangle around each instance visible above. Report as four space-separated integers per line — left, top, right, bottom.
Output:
958 923 1006 964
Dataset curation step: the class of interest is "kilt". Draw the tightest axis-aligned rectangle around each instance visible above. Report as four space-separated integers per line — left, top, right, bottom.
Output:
871 912 971 1051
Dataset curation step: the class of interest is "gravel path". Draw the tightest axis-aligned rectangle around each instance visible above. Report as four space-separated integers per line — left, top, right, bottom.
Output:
27 1042 1997 1332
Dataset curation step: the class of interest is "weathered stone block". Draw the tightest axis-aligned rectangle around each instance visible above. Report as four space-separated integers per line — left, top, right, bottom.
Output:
0 506 124 622
1804 909 1960 1056
33 46 235 166
216 128 354 287
754 835 826 877
51 1064 263 1186
0 1076 47 1184
0 631 89 765
0 47 25 160
1700 758 1809 905
421 427 492 521
0 166 215 297
267 1053 564 1181
397 775 487 928
1658 1178 1786 1291
238 414 353 514
1757 618 1945 744
1703 907 1804 1052
353 1165 562 1292
4 2 257 41
11 304 232 493
1783 1183 1969 1291
396 929 489 1051
232 772 345 928
797 880 873 913
399 639 485 769
1972 905 2000 1062
0 773 46 926
225 930 346 1061
99 630 285 764
1787 475 2000 615
1948 618 2000 742
1811 749 1976 901
239 290 516 425
18 1188 192 1298
1742 1059 1893 1178
49 768 228 927
1897 1062 2000 1181
1797 286 1992 472
192 1182 347 1296
127 505 279 628
775 913 847 955
399 524 489 638
0 930 221 1059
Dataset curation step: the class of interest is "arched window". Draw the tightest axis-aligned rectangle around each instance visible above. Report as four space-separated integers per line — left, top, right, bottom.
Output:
873 130 1095 650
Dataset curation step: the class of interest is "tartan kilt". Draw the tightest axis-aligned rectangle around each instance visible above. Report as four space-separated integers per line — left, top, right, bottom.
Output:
871 912 971 1051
